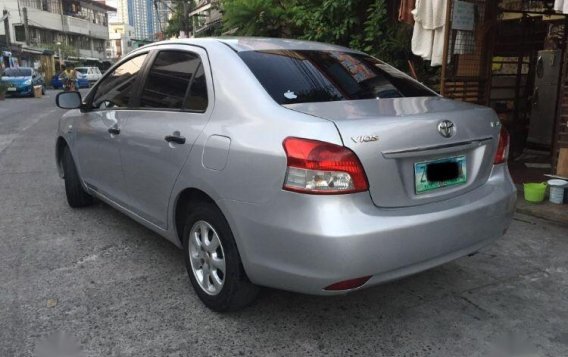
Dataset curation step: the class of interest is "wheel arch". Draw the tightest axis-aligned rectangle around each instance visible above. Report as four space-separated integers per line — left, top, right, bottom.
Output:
55 136 69 178
173 187 216 245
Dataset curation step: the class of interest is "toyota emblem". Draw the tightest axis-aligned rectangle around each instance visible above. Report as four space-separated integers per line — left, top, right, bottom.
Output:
437 120 455 138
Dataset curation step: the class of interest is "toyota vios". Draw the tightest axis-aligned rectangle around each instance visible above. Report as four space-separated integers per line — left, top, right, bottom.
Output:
55 38 516 311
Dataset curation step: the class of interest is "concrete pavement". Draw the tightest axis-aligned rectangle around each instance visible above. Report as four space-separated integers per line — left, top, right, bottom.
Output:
1 91 568 356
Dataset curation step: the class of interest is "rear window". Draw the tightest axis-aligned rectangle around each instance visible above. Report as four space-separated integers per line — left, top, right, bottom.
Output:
76 68 88 74
3 68 32 77
239 50 435 104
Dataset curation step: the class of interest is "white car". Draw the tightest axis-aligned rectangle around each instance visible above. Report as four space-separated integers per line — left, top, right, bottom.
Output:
75 66 102 84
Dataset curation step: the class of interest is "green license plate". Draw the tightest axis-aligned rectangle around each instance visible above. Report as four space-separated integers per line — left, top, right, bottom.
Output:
414 155 467 194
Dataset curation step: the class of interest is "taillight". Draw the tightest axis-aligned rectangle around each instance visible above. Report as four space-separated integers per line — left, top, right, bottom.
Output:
282 137 369 194
494 127 510 165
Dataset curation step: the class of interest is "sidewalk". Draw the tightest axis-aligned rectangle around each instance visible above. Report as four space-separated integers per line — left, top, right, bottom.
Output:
516 190 568 226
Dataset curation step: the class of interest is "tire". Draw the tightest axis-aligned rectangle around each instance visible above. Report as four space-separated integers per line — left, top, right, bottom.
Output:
183 202 259 312
62 147 93 208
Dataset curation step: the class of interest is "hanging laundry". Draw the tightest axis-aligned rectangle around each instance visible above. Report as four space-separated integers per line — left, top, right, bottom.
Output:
399 0 416 25
555 0 568 14
411 0 448 67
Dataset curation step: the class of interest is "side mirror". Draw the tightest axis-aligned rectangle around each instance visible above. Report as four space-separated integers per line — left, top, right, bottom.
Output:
56 91 82 109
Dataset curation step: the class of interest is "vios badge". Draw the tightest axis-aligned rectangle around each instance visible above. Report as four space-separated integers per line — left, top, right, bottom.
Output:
437 120 455 138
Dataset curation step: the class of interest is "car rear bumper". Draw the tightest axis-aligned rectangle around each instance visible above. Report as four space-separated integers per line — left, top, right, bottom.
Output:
6 85 32 95
220 164 516 295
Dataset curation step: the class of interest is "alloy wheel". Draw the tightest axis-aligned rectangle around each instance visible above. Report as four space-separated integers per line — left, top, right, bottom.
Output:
188 220 226 295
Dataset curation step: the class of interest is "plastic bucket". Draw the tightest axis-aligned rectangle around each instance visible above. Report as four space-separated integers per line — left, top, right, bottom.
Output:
547 179 568 204
523 182 547 203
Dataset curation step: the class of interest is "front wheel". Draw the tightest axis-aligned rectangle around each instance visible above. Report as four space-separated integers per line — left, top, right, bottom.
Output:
183 202 259 312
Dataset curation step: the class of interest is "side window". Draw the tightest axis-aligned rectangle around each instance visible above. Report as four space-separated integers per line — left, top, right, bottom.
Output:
184 63 208 112
92 54 147 109
140 50 201 110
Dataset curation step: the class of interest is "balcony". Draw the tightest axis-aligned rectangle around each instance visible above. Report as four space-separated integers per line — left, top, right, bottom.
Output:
18 0 112 40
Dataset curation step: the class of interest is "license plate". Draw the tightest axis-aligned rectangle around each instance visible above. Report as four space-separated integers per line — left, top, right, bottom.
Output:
414 155 467 194
7 87 16 92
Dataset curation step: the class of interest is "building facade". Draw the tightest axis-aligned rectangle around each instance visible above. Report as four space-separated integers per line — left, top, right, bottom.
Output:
189 0 221 37
106 22 135 60
0 0 114 62
113 0 168 41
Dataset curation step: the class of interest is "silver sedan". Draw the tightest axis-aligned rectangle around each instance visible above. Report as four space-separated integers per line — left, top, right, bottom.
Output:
55 38 516 311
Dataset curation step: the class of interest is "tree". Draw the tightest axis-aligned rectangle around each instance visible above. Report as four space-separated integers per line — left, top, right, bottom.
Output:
222 0 298 37
220 0 414 71
164 0 195 38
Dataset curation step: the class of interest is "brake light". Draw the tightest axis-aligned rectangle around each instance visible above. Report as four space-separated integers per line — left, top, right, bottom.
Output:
282 137 369 194
494 127 510 165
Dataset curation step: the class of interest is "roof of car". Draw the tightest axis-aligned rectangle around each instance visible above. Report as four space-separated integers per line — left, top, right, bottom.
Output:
143 37 363 54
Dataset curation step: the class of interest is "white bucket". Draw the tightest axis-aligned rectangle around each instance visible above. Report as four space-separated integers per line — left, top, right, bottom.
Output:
547 179 568 204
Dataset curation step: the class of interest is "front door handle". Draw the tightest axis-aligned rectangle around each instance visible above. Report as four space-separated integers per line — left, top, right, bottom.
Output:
108 127 120 135
165 133 186 145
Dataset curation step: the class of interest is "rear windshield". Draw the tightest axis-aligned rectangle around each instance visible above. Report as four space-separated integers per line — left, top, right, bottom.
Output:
3 68 32 77
239 50 435 104
76 68 88 74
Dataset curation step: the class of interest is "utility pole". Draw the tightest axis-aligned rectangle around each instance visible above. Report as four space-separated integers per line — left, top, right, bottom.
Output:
22 7 30 45
181 1 189 38
2 10 11 46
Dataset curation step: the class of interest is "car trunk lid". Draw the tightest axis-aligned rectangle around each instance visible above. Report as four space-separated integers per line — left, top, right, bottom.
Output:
285 97 501 208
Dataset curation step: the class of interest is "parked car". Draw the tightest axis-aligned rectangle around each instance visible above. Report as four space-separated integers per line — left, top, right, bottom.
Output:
75 66 102 84
54 38 516 312
51 71 90 89
1 67 45 97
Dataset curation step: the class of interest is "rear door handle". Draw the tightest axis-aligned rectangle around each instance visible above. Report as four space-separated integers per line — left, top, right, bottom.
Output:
108 127 120 135
165 133 186 145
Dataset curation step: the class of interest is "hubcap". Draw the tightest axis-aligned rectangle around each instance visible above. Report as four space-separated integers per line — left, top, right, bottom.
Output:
188 220 226 296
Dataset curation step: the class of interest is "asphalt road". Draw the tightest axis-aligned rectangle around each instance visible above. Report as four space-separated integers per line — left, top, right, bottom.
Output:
1 91 568 357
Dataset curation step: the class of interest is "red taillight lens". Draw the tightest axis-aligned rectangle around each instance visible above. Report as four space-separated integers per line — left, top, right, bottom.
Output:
494 127 510 165
282 137 369 194
324 276 372 291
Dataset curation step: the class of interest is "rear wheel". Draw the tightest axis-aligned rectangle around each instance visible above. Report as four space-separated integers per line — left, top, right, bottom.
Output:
183 202 259 312
62 147 93 208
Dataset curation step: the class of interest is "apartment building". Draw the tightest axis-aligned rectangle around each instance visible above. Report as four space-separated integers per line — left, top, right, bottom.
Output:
189 0 221 37
1 0 114 64
114 0 168 41
106 21 134 60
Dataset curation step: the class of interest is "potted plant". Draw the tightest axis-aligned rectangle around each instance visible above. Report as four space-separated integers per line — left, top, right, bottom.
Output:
0 81 8 100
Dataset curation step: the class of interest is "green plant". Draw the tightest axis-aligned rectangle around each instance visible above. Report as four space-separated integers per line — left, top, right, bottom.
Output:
221 0 413 69
222 0 298 37
164 0 195 38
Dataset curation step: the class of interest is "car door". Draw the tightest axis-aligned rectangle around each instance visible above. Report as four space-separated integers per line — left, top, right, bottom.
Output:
74 53 149 205
118 46 213 229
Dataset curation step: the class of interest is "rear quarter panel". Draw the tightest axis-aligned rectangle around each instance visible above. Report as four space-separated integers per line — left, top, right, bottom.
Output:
169 42 342 239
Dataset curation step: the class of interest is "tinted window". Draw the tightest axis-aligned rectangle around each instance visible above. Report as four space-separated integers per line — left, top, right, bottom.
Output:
239 50 435 104
76 68 88 74
4 68 32 77
184 64 208 112
92 54 147 109
140 51 201 110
